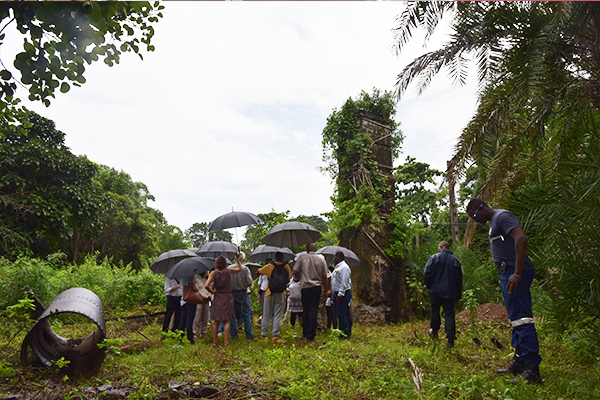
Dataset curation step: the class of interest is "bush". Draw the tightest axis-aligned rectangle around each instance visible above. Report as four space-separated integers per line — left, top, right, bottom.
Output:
0 254 165 313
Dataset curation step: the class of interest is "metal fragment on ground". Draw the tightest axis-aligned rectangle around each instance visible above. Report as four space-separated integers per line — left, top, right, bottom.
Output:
20 287 106 376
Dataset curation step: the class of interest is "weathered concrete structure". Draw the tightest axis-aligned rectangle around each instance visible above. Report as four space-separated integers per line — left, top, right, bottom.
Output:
340 111 411 323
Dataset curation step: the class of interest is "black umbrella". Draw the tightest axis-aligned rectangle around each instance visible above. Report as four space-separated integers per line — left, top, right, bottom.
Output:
150 249 200 274
261 221 322 248
196 241 238 259
248 245 295 263
208 210 264 249
243 262 262 280
316 245 361 267
208 211 264 231
165 257 215 279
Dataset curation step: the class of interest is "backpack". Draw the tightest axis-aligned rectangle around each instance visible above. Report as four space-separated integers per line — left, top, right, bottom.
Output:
269 263 288 294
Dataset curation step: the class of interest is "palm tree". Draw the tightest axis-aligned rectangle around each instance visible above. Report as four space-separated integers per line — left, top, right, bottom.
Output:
394 2 600 201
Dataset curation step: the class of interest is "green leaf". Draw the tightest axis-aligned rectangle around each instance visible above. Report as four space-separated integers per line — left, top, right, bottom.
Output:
60 82 70 93
0 70 12 80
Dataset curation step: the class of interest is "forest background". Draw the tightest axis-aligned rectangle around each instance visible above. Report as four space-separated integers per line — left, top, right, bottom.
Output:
1 2 600 398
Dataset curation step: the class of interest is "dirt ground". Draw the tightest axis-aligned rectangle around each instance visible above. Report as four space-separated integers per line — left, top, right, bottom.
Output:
456 303 509 331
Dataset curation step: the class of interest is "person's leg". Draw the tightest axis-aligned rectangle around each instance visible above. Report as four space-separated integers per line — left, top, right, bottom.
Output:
198 302 209 338
441 298 456 345
272 293 286 338
301 288 310 339
290 312 297 327
261 295 274 338
304 286 321 340
179 303 188 333
241 291 255 339
163 296 176 332
499 269 541 365
192 301 202 336
223 320 231 346
336 291 352 339
186 303 196 344
211 320 218 346
429 293 442 338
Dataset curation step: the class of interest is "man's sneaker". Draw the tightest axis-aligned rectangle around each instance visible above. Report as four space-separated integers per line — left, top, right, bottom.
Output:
496 357 525 375
512 364 543 385
428 328 439 339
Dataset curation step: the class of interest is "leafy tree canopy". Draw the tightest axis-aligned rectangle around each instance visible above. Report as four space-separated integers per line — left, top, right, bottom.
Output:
185 222 233 249
0 1 164 107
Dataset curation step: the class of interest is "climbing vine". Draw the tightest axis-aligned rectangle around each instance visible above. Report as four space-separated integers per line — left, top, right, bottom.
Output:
322 89 403 238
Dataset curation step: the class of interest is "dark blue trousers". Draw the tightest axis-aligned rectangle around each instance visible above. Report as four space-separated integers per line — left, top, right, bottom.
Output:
499 268 542 365
232 290 254 339
333 290 352 339
429 294 456 341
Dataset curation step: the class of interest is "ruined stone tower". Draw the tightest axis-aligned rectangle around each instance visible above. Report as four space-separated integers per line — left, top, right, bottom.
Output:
339 110 411 323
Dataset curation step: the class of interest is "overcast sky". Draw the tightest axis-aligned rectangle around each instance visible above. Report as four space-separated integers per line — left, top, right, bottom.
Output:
4 2 478 233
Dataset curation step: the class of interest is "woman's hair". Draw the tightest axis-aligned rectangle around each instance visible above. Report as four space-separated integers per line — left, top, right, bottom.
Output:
215 256 228 271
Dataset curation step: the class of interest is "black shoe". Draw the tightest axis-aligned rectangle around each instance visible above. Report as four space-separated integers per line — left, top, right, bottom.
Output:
447 339 455 347
497 357 525 375
428 328 438 339
512 364 543 385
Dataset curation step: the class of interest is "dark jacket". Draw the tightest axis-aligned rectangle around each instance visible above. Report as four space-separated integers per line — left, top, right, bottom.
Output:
423 248 463 301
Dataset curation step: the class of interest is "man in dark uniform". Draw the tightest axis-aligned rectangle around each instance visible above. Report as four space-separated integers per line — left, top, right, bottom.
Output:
424 241 462 347
467 199 542 384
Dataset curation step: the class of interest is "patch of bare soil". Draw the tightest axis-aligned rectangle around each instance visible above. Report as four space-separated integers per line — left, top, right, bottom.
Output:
456 303 509 331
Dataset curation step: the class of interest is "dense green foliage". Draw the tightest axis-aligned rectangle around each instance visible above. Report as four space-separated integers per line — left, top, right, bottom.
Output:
0 111 187 268
0 254 164 312
394 1 600 353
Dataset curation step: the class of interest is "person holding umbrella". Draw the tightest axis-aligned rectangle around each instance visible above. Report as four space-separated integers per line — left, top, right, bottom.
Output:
162 277 182 335
205 254 243 347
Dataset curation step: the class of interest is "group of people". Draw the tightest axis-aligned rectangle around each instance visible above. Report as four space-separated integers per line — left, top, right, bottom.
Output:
425 198 542 384
162 242 353 347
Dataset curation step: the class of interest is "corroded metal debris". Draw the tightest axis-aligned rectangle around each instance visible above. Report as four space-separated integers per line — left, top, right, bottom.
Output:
20 287 106 376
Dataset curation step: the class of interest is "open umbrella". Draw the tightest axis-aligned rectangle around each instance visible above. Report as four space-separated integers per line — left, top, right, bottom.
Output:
196 241 238 259
248 245 295 263
150 249 200 274
208 211 264 231
208 210 264 249
261 222 322 248
165 257 215 279
243 262 262 280
316 245 361 267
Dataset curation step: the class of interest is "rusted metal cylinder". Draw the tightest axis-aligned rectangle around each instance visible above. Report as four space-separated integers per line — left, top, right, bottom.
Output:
20 287 106 376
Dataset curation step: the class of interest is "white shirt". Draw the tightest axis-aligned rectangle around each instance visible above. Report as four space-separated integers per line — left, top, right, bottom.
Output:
331 260 351 297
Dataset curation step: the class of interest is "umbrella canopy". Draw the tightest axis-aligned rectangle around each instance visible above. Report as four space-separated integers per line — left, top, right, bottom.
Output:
165 257 215 279
150 249 200 274
294 251 306 261
243 262 262 280
261 222 322 248
248 245 295 263
316 245 361 267
196 241 238 259
208 211 264 231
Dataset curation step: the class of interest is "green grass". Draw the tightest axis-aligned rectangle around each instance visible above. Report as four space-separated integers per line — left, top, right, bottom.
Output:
3 309 599 400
